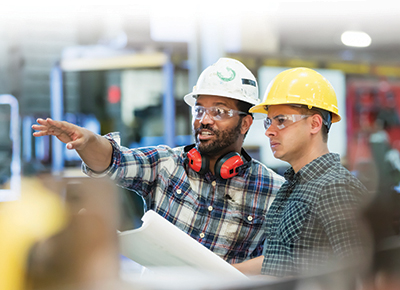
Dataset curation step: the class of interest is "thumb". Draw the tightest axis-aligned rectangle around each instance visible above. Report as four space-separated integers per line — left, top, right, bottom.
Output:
66 139 84 150
66 143 74 150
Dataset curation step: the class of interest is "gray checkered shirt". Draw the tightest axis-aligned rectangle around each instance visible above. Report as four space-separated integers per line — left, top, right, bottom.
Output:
261 153 371 276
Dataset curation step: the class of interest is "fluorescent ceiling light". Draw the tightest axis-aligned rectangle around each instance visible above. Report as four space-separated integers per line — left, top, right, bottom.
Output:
341 30 372 47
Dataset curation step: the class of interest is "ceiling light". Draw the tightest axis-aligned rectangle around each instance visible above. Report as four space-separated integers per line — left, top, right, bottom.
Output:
341 30 372 47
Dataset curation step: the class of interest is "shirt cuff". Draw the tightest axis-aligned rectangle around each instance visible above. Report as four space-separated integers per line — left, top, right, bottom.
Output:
81 132 121 178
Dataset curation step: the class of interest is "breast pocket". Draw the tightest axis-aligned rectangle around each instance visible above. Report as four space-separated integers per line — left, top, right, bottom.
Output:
223 204 266 243
168 182 199 209
154 176 199 215
277 201 310 244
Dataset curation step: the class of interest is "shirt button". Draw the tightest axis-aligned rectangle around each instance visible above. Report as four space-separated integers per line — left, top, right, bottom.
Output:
211 181 216 186
176 189 182 194
199 233 205 238
247 215 253 222
208 206 213 212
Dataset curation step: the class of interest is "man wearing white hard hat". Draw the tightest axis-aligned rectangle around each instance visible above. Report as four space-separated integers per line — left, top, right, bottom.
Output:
33 58 284 263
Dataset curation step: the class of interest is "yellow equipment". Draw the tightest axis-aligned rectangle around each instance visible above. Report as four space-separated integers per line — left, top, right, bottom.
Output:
0 178 67 290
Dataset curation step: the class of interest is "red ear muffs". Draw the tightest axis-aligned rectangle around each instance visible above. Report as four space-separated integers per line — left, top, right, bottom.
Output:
186 147 209 175
215 152 244 179
185 144 250 179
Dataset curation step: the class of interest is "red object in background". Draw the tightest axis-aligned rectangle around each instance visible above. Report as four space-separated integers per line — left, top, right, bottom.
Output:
346 78 400 170
107 85 121 104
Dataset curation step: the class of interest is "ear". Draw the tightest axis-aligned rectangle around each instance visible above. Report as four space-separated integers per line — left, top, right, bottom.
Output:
240 115 253 135
310 114 323 135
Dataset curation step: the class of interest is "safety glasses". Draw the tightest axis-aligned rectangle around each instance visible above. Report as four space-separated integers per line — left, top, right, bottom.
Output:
264 114 310 130
192 105 247 121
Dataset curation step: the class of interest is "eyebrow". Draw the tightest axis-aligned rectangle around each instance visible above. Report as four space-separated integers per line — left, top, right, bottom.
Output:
195 102 231 108
268 114 285 119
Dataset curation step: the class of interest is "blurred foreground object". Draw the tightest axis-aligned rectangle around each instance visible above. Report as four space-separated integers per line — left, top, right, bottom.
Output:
362 190 400 290
26 176 122 289
0 176 126 290
371 236 400 290
0 178 67 290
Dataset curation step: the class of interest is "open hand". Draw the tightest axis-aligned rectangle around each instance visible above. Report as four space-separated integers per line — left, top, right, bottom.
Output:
32 118 89 151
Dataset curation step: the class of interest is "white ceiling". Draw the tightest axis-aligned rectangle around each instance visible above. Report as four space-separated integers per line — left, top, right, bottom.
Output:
2 0 400 64
269 1 400 63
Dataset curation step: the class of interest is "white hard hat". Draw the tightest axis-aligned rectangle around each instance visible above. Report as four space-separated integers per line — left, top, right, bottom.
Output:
184 58 260 107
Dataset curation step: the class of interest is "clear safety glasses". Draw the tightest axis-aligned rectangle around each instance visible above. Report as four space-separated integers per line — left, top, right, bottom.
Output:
264 114 310 130
192 105 247 121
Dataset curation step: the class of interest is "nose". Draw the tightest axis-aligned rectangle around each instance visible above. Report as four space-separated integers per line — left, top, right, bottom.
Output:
265 126 277 138
199 110 214 125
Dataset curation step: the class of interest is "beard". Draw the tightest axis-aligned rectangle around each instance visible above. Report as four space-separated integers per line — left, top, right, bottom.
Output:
193 119 242 156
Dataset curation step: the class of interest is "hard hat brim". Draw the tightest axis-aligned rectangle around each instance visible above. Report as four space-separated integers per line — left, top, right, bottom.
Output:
184 92 265 119
249 103 341 122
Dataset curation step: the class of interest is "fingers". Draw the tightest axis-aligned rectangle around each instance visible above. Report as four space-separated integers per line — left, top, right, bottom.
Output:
32 123 51 136
32 118 60 136
31 118 85 149
32 130 48 137
36 117 52 124
32 118 50 131
46 118 59 127
34 118 55 127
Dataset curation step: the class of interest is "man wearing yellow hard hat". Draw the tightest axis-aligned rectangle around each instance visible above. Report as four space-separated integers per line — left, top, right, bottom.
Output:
233 67 373 277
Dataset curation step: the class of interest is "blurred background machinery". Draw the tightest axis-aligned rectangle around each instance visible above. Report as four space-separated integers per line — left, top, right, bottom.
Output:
0 0 399 230
0 1 399 289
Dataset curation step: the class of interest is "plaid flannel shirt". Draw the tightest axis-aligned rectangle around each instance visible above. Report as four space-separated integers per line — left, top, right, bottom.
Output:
262 153 371 276
83 132 284 263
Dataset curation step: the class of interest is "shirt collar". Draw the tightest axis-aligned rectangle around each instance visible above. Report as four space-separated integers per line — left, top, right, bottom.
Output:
284 153 341 184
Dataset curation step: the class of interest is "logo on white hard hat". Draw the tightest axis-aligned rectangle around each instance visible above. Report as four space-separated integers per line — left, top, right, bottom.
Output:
217 67 236 82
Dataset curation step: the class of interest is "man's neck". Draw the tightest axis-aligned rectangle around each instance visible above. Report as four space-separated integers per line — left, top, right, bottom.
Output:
291 146 329 173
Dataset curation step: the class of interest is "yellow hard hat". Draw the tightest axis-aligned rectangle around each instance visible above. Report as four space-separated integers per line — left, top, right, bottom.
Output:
249 67 341 123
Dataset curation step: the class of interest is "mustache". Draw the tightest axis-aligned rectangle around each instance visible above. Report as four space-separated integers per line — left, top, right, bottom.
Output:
195 124 216 135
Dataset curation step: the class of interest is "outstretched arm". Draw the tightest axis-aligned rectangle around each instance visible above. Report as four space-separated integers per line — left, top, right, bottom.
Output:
32 118 113 172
